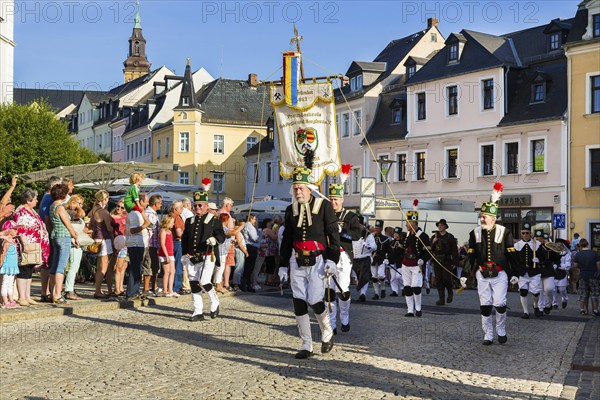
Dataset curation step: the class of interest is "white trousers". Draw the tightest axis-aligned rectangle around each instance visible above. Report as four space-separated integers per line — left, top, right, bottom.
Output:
476 270 508 341
402 265 423 313
183 256 219 316
518 273 541 294
290 254 326 306
329 251 351 328
539 277 556 310
389 264 403 294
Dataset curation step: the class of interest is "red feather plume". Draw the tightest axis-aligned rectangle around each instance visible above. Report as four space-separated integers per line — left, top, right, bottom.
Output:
202 178 212 186
341 164 352 175
413 199 419 209
493 182 504 193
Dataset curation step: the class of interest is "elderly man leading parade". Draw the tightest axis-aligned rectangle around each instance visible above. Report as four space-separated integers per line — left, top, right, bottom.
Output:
279 165 341 359
462 183 519 345
182 188 226 322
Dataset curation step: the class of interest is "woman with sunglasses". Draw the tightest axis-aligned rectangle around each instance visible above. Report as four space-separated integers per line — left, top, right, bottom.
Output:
110 199 128 297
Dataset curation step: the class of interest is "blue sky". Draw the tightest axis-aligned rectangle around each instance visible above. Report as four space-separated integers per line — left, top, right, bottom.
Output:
13 0 581 91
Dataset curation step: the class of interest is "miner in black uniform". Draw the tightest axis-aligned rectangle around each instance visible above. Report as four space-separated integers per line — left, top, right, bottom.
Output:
401 200 431 317
431 219 458 305
514 222 544 318
537 232 560 315
278 166 341 359
461 183 519 345
326 181 361 333
181 189 226 322
371 220 392 300
389 227 405 297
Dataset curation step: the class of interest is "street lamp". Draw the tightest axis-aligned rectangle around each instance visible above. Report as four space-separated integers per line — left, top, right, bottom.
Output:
375 156 395 198
208 169 225 207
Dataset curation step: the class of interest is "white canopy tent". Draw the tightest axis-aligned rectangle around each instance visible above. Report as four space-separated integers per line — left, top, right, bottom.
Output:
21 161 180 190
231 199 290 214
76 178 197 194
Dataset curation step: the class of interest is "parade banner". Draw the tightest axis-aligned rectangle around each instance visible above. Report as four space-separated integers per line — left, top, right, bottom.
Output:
270 81 340 184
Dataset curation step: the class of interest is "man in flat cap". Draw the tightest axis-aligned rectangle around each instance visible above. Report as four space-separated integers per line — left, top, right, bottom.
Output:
431 219 458 305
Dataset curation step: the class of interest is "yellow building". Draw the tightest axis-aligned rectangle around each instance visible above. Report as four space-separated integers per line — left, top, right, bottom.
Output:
151 62 268 204
565 0 600 253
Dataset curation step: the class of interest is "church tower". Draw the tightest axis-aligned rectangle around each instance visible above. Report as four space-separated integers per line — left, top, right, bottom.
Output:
123 0 151 83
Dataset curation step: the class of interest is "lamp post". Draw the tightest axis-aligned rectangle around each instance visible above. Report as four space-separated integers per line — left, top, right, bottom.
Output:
209 169 225 207
375 156 395 198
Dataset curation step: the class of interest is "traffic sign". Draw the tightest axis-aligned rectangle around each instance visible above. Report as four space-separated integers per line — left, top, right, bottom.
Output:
552 213 566 230
360 197 376 217
360 177 376 197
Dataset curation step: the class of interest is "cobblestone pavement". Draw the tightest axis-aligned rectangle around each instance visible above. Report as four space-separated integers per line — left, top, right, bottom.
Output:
0 288 590 400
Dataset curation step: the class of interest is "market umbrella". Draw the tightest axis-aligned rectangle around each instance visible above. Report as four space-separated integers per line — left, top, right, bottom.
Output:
20 161 180 190
75 177 197 193
231 199 290 214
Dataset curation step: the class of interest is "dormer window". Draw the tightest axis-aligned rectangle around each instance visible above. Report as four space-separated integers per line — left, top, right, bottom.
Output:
532 83 545 103
182 97 189 106
350 77 356 91
357 75 362 90
594 14 600 38
549 32 560 50
392 108 402 124
449 43 458 62
407 65 416 79
350 75 363 92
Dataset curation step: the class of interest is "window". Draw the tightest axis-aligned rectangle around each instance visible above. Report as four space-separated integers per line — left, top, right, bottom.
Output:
594 14 600 38
336 114 340 137
182 97 189 106
246 136 258 151
549 32 560 50
134 42 140 55
213 134 224 154
592 75 600 114
449 43 458 62
342 113 350 137
266 162 272 183
531 139 545 172
165 137 170 157
431 33 437 42
353 110 362 136
350 77 356 91
157 139 161 159
532 83 545 102
505 142 519 175
416 152 426 180
447 149 458 178
179 132 190 152
213 172 224 193
447 86 458 115
181 111 188 120
407 65 416 79
483 79 494 110
417 93 426 120
397 154 407 181
126 144 131 160
356 75 362 90
590 148 600 187
179 172 189 185
252 164 258 183
352 168 360 193
392 108 402 124
482 144 494 176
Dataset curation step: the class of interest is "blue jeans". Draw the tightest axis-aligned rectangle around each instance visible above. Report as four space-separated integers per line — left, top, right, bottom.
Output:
50 237 72 275
173 240 183 292
127 247 145 298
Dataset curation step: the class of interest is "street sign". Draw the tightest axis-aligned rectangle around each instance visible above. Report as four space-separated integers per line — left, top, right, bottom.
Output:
375 198 400 209
552 213 566 230
360 197 376 217
360 177 376 197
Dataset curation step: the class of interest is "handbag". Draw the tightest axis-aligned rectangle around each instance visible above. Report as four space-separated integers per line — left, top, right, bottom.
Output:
20 242 43 265
87 241 101 254
72 220 94 247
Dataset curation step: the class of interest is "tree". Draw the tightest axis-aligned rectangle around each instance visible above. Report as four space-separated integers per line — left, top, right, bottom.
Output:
0 101 99 193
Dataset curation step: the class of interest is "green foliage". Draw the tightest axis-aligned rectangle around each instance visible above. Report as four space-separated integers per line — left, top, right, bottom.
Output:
0 100 99 194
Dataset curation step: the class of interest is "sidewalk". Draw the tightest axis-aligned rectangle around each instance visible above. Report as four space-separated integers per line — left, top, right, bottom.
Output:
0 276 255 323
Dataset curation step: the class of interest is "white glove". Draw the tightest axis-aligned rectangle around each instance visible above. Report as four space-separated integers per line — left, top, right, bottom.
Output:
417 259 424 266
460 277 467 288
324 260 337 276
383 259 390 267
553 264 558 270
278 267 289 283
206 237 217 246
532 257 539 263
510 276 519 285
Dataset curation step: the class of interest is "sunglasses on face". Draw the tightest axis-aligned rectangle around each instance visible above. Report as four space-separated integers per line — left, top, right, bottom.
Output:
521 231 531 235
193 204 203 208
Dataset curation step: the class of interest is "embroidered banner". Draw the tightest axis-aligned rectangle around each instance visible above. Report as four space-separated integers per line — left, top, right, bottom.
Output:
270 81 340 184
283 52 301 106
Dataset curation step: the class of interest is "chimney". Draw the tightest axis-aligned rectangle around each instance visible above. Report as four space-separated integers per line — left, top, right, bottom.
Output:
427 17 438 29
248 73 258 87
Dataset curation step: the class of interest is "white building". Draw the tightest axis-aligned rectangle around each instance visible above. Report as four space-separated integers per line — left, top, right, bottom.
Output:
0 0 15 103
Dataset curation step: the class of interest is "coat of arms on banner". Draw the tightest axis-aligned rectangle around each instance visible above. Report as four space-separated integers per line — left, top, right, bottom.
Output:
270 81 340 184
